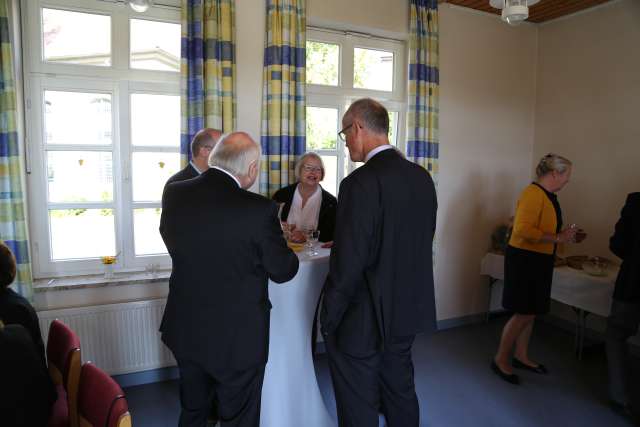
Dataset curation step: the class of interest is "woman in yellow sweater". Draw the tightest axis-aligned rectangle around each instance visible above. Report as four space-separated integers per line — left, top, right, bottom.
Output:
492 154 583 385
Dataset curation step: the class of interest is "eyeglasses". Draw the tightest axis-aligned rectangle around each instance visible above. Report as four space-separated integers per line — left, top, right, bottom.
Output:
302 165 322 174
201 145 215 151
338 124 353 142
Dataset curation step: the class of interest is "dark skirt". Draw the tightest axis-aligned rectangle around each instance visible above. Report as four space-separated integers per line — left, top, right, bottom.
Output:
502 245 555 315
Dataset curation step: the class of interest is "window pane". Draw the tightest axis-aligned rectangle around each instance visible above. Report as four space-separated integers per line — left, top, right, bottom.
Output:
134 208 166 256
47 151 113 202
320 155 337 197
354 48 393 91
131 94 180 147
388 111 397 145
132 152 181 202
307 107 337 150
131 19 180 72
306 41 339 86
50 209 115 260
45 91 112 146
42 8 111 66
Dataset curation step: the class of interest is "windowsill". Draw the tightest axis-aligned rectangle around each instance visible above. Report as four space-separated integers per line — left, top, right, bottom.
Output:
33 270 171 293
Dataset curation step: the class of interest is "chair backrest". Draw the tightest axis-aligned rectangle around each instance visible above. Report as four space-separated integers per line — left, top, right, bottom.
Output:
78 363 131 427
47 319 82 427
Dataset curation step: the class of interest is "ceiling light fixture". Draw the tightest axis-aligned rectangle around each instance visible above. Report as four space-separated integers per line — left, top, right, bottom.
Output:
126 0 154 13
489 0 539 26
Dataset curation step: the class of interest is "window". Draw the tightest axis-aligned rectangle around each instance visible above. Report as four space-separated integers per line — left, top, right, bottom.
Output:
306 29 406 196
24 0 180 277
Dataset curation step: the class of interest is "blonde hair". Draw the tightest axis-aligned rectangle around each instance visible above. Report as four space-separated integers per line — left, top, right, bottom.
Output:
295 152 325 181
535 153 572 178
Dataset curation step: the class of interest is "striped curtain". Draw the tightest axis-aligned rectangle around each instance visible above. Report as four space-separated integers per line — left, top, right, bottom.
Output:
407 0 439 177
181 0 236 165
0 0 32 297
259 0 306 197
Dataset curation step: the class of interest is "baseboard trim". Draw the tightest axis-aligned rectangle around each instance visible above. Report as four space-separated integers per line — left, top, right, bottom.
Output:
115 366 179 389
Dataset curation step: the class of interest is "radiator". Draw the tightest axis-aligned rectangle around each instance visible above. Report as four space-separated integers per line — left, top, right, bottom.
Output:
38 299 176 375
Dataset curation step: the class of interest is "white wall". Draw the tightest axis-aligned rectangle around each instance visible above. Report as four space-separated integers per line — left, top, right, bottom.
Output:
233 2 540 322
534 0 640 331
435 5 538 321
534 0 640 260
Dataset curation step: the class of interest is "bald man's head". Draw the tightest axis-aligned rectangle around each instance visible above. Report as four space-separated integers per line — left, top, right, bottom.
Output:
209 132 261 189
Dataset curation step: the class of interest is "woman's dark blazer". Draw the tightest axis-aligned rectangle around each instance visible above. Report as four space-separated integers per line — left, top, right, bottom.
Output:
272 183 337 242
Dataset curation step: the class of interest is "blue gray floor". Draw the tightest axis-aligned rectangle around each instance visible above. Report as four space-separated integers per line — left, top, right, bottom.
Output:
124 318 638 426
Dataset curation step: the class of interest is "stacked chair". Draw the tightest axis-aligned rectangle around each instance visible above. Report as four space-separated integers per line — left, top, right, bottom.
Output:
46 319 132 427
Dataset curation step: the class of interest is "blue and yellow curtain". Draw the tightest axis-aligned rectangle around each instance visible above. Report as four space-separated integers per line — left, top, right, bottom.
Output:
407 0 439 177
0 0 32 298
259 0 306 197
181 0 236 165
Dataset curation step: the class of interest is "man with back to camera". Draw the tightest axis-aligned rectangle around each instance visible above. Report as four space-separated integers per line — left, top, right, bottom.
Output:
320 98 438 427
165 128 222 186
160 132 299 427
607 192 640 424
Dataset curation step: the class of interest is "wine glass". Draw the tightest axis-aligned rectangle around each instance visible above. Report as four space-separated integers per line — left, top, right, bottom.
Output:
305 229 320 256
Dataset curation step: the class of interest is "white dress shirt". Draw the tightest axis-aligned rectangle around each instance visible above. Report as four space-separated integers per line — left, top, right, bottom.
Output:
286 185 322 231
365 144 394 162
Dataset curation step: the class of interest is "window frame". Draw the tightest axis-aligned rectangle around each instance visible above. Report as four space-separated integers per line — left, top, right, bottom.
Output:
23 0 180 277
306 28 407 191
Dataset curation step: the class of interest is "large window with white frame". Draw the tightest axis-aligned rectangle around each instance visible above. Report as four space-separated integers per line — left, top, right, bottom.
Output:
23 0 180 277
306 28 406 196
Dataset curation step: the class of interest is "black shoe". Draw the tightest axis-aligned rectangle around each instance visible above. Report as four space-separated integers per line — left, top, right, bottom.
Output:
512 358 548 374
491 360 520 385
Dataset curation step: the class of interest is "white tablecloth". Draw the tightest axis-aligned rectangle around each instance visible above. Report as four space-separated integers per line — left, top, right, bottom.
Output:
260 248 336 427
480 252 617 317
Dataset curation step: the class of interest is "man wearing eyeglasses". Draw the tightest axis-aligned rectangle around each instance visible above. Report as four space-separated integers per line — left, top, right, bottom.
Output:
321 98 437 427
164 128 222 187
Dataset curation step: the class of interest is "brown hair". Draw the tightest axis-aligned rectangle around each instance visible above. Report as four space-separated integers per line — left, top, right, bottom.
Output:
0 242 17 288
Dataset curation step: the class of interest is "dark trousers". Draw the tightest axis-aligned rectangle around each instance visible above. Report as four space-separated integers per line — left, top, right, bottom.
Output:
326 335 419 427
177 359 265 427
606 299 640 407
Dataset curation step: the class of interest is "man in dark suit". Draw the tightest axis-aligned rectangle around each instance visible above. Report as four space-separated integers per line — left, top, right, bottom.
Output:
321 98 437 427
165 128 222 186
160 132 299 427
607 192 640 423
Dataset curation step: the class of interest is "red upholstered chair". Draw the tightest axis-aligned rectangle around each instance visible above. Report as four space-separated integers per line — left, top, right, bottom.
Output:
77 362 132 427
47 319 82 427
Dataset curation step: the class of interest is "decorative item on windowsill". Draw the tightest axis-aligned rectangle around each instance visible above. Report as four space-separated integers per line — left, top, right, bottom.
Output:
101 254 118 279
489 217 513 254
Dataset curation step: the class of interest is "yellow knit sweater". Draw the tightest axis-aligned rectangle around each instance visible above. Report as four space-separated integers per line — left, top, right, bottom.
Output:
509 184 558 255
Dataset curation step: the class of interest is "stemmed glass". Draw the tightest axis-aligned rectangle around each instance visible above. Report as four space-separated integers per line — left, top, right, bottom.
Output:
305 229 320 256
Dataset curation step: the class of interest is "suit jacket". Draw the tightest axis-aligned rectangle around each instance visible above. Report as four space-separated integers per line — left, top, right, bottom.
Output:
321 148 438 355
159 168 299 372
166 163 199 186
272 183 338 242
0 287 47 364
610 192 640 302
0 324 57 427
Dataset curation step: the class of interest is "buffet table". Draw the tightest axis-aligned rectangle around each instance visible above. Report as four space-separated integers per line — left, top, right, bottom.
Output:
480 252 617 359
260 248 336 427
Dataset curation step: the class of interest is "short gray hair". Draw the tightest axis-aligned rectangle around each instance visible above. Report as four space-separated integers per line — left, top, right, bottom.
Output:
535 153 572 178
208 132 261 177
295 152 325 181
344 98 389 135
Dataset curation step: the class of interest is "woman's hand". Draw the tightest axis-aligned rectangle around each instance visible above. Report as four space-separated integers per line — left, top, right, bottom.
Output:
556 227 578 243
321 241 334 249
289 229 306 243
